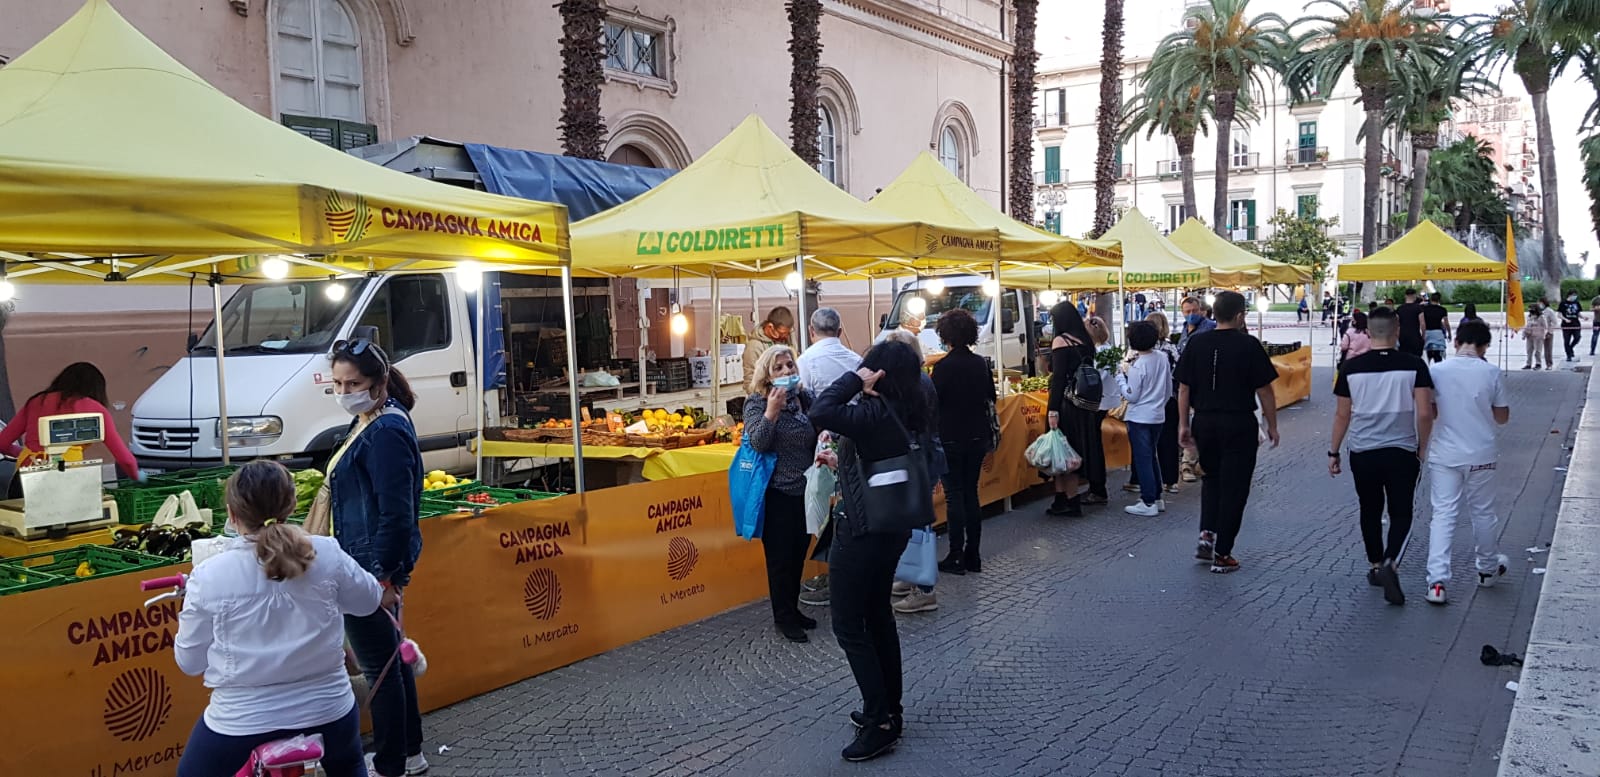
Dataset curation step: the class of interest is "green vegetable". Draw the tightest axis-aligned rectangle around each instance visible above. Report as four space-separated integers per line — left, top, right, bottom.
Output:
293 469 324 514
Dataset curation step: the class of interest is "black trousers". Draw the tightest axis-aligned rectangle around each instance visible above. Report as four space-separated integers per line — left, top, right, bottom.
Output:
761 487 809 627
1192 411 1260 557
1127 397 1180 488
1348 447 1420 564
1563 328 1582 360
1086 410 1109 497
942 441 986 559
830 525 912 724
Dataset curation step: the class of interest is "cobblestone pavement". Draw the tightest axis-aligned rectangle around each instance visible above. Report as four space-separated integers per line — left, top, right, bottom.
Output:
421 368 1585 777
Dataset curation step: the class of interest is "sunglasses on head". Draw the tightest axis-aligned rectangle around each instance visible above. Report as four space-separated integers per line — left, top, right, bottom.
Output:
332 338 375 357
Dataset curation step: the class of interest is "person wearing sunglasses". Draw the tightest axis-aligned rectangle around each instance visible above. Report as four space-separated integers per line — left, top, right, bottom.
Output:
312 338 427 777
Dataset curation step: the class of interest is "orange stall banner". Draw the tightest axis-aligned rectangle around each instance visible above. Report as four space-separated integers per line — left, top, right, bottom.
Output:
0 561 202 777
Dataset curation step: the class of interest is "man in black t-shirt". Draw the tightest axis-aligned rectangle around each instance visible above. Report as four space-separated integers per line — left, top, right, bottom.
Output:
1559 292 1585 362
1422 293 1450 363
1176 291 1280 574
1395 289 1425 357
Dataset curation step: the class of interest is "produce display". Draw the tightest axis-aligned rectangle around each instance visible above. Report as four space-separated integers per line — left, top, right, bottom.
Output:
293 469 323 514
1014 375 1051 393
423 470 473 492
620 406 711 433
111 523 212 559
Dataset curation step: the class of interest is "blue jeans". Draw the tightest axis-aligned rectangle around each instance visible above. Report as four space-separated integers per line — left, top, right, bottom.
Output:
177 701 363 777
346 604 424 777
1126 421 1163 505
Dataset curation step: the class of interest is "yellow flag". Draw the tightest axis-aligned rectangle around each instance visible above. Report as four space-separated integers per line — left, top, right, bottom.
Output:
1506 216 1525 330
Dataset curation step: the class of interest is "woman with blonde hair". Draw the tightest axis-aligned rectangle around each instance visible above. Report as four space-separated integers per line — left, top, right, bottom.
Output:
744 344 820 642
173 460 380 777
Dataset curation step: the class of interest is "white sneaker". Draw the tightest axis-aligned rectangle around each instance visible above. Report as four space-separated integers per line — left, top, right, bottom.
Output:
407 754 431 776
1156 499 1167 513
1124 501 1160 517
890 581 915 597
1426 582 1447 605
1479 554 1510 588
892 590 938 613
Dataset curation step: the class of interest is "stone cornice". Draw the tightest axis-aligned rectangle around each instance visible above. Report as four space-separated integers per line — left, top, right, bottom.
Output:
828 0 1012 61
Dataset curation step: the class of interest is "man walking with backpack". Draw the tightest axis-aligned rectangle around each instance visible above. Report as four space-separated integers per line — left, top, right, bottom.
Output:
1176 291 1280 573
1328 307 1434 606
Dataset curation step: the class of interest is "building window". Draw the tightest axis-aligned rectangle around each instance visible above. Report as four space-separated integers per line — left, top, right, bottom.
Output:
603 10 675 93
1044 211 1062 234
1296 121 1320 164
275 0 365 124
1231 127 1254 168
1228 199 1257 240
608 144 659 168
1297 194 1318 219
1039 88 1065 127
817 104 839 185
1168 203 1185 232
1043 145 1062 184
939 126 964 179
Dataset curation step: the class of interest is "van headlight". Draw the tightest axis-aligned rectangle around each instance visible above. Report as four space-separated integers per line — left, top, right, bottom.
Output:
217 417 283 448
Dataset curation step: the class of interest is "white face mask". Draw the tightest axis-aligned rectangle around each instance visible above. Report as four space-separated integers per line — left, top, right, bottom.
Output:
336 389 380 416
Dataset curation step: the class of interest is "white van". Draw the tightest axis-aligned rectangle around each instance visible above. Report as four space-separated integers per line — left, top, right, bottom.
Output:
130 273 482 476
880 276 1037 371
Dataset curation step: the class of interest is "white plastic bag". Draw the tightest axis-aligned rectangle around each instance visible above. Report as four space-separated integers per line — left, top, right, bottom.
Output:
1025 429 1081 476
803 463 835 536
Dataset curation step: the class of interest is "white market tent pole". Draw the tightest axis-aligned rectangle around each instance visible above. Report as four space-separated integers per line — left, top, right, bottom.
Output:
711 272 722 417
211 269 231 464
475 279 487 483
795 256 809 352
561 266 586 493
992 258 1004 393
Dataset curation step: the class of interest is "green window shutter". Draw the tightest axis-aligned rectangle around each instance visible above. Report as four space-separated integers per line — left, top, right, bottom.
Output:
1298 121 1317 148
282 114 378 151
1114 145 1123 170
1297 194 1317 218
1044 146 1061 183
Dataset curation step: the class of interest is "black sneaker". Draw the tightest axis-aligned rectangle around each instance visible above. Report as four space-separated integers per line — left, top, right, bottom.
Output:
1378 561 1405 605
962 552 981 573
842 722 899 762
850 711 904 730
779 623 809 643
1367 567 1383 588
937 554 966 575
1080 492 1109 506
796 613 818 630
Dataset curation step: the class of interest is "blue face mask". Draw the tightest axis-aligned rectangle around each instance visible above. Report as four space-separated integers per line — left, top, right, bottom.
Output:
1186 313 1205 327
772 374 800 391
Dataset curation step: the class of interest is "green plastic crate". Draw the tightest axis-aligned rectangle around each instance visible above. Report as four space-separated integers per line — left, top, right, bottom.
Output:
418 498 460 518
149 466 236 511
111 482 211 524
6 545 169 587
429 483 561 506
0 561 64 595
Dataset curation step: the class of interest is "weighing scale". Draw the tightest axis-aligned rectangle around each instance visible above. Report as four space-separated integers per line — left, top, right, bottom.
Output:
0 412 118 537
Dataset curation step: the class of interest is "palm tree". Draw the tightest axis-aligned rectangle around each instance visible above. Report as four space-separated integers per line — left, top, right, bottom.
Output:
1158 0 1292 237
1091 0 1125 238
1465 0 1583 281
1289 0 1450 258
557 0 608 160
787 0 824 166
1375 46 1495 229
1010 0 1040 222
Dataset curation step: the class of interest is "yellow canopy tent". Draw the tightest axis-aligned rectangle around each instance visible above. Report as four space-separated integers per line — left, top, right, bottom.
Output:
570 115 1007 280
1168 219 1311 285
865 152 1120 270
1335 221 1505 281
999 208 1216 290
0 0 570 283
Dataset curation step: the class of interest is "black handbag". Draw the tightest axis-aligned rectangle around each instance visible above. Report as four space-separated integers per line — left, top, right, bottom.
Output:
855 401 933 534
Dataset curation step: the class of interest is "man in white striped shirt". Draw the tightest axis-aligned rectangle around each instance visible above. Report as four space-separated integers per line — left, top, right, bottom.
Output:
1328 306 1435 606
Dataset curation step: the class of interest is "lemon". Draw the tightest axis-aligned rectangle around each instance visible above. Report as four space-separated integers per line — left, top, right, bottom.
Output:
669 412 682 422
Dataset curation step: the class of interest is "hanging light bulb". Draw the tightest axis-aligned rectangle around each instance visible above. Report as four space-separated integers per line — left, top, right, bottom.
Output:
669 302 688 335
1204 292 1217 307
1255 295 1270 313
784 270 803 291
981 278 1000 297
0 279 15 303
1039 289 1061 306
261 256 290 280
325 282 347 302
923 276 946 296
906 295 927 316
456 260 483 292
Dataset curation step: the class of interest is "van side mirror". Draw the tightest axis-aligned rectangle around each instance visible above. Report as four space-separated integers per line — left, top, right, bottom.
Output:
186 332 200 352
879 314 889 330
1002 308 1017 334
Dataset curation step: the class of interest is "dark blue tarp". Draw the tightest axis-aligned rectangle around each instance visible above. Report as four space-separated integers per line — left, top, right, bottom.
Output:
464 144 674 221
463 144 674 390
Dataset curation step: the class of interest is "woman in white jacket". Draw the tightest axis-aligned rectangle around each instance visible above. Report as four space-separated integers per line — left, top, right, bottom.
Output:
1116 321 1172 516
173 461 381 777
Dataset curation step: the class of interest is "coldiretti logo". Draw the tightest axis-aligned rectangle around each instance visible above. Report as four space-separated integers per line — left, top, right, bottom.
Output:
1109 271 1208 286
635 225 787 256
325 191 373 242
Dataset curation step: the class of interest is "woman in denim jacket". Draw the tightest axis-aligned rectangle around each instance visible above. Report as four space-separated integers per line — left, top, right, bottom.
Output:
326 338 425 777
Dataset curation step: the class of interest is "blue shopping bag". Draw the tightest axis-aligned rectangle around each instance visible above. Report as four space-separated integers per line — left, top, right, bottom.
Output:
893 527 938 588
729 442 776 540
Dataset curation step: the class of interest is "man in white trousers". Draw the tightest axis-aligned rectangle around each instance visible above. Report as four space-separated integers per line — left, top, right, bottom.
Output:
1424 319 1511 605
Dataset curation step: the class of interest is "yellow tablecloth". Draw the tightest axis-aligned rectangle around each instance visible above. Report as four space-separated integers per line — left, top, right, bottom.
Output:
477 439 737 481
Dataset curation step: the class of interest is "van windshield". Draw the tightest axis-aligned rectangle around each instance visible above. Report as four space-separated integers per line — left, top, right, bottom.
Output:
886 287 991 335
193 280 364 356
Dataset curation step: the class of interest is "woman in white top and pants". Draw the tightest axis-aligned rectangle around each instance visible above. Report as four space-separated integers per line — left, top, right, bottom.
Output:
174 461 381 777
1117 321 1173 516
